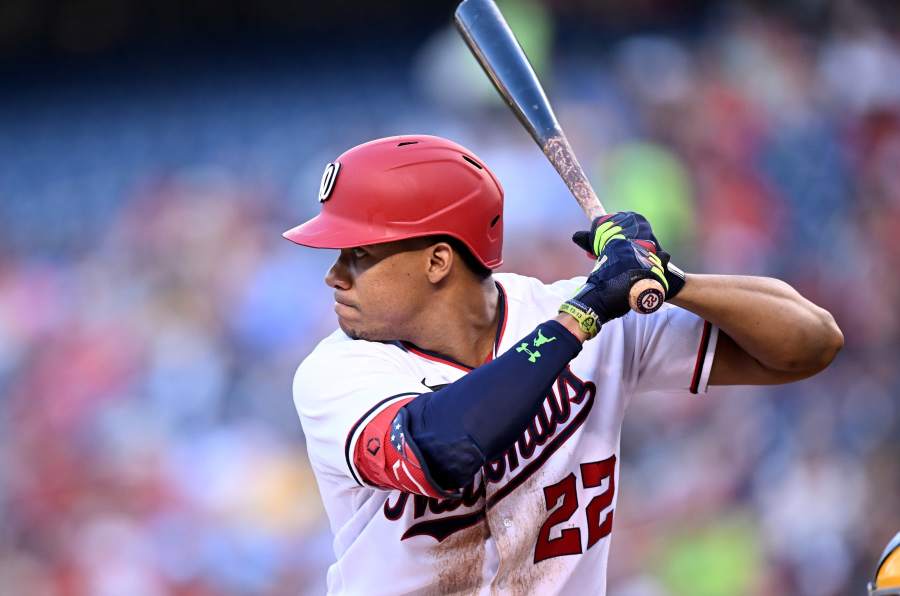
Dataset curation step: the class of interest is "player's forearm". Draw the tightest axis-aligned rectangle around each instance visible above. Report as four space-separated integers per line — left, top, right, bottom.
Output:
670 274 843 374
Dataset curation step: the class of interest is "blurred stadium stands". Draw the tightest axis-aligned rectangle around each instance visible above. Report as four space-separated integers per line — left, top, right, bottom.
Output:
1 1 898 594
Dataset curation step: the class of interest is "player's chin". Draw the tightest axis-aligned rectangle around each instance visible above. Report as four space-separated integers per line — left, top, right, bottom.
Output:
337 318 390 342
337 318 370 341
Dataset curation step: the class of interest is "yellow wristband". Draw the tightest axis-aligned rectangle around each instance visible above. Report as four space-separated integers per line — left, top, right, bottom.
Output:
558 301 600 339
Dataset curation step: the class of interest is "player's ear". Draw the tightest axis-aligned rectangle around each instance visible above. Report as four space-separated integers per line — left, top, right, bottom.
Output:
425 242 454 284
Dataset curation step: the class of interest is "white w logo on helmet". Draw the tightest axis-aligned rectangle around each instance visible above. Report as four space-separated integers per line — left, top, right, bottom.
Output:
319 162 340 202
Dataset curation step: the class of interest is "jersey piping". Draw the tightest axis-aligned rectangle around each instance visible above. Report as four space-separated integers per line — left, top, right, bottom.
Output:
689 320 713 394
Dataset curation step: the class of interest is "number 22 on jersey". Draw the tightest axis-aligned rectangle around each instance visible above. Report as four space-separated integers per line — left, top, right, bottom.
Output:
534 455 616 563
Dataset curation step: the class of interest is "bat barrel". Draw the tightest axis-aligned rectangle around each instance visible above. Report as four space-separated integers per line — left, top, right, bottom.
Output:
454 0 561 143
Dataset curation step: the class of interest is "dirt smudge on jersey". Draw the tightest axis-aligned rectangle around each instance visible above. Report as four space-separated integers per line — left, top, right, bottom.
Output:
490 472 564 595
427 514 490 596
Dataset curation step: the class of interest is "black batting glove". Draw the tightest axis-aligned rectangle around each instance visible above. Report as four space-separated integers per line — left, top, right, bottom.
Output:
571 211 686 300
559 238 665 338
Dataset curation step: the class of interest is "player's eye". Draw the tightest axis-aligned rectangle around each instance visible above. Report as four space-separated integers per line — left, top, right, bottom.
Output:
351 247 368 259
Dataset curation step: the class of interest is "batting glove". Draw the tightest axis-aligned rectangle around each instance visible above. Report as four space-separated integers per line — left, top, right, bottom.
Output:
559 238 669 338
571 211 686 300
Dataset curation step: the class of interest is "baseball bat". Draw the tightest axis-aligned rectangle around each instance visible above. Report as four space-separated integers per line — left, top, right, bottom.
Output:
454 0 664 315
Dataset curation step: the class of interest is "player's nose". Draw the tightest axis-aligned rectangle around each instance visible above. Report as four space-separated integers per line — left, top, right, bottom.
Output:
325 252 352 290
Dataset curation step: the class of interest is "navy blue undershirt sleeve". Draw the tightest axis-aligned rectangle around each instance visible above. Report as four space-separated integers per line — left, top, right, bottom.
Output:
396 319 582 492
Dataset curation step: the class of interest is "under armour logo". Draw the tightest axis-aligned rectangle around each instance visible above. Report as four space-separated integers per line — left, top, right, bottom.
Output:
516 327 558 363
516 343 540 363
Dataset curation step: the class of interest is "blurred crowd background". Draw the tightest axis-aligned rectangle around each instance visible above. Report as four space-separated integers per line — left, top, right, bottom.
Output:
1 0 899 594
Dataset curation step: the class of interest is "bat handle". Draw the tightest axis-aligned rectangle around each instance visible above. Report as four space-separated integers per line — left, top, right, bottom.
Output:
545 137 665 315
628 278 665 314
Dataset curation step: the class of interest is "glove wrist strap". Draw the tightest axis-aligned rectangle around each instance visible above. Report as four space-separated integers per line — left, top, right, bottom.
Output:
665 262 686 299
559 300 601 339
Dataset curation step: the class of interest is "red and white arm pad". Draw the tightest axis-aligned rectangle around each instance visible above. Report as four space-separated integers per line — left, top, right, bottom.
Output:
350 396 448 498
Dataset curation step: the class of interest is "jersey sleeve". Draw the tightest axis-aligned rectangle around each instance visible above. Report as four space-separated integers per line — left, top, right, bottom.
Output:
625 304 719 396
292 338 445 497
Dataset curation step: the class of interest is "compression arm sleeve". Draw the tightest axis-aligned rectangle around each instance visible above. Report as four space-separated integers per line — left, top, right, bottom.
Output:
394 319 582 495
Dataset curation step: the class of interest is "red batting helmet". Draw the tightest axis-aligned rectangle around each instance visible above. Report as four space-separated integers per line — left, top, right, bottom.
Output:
282 135 504 268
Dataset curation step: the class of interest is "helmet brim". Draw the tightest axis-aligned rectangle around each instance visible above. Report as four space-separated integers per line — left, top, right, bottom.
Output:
283 211 427 251
283 212 359 249
283 211 502 269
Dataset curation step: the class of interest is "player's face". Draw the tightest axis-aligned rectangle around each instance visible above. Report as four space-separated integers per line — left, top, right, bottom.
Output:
325 241 432 341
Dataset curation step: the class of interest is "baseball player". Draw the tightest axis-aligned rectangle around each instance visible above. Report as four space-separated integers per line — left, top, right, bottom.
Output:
285 135 843 595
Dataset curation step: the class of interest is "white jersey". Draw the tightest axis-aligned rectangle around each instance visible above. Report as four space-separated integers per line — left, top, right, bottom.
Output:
293 272 718 595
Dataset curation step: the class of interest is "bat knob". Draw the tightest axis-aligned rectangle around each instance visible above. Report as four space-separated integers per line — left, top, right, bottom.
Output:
628 278 665 314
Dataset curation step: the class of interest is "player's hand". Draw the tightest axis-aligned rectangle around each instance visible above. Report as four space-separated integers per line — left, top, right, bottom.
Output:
572 211 685 300
559 238 669 338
